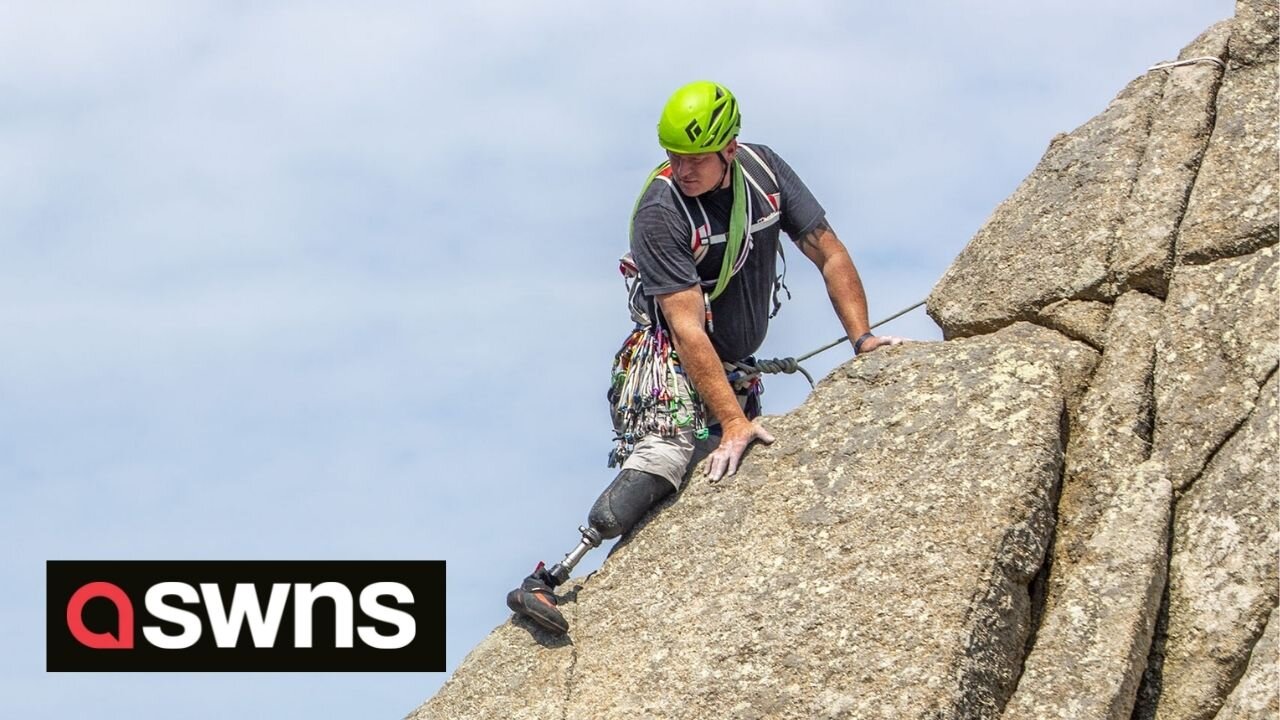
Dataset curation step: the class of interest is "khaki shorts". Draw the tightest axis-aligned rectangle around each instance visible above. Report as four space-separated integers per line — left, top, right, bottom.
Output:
619 389 752 490
619 429 720 491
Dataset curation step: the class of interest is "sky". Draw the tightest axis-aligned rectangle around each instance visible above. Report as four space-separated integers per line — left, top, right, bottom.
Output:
1 1 1236 717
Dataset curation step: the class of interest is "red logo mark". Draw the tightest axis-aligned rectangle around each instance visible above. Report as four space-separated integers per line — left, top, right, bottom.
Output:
66 581 134 649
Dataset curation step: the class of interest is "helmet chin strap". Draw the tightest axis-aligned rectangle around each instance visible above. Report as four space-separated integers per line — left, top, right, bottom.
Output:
696 148 733 198
715 149 733 190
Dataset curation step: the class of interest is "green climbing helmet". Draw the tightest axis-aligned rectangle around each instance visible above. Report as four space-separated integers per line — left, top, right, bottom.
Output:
657 80 741 154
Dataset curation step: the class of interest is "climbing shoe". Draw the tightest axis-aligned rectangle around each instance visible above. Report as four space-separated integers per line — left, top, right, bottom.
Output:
505 563 568 635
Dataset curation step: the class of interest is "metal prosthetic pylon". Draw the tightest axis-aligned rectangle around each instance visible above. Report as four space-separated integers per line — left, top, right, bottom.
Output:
545 525 602 586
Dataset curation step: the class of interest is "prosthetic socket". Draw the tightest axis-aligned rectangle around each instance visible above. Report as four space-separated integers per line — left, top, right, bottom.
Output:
544 468 674 586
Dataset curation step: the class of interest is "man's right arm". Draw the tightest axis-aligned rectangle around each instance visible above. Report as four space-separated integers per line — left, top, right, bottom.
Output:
655 286 775 480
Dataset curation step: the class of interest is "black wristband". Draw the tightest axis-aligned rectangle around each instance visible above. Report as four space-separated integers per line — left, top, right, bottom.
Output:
854 332 874 355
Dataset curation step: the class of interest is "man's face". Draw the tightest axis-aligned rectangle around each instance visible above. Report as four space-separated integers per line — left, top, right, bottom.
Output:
667 141 736 196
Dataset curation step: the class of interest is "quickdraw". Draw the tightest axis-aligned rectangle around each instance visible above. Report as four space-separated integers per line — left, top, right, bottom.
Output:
606 323 711 468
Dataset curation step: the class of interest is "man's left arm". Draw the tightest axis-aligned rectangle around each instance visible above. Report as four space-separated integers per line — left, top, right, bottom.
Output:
793 218 901 354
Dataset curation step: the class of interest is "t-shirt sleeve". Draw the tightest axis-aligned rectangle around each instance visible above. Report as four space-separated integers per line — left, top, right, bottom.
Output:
630 199 700 296
754 144 826 240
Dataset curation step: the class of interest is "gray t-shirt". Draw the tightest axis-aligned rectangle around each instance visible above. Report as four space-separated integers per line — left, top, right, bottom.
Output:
630 143 825 361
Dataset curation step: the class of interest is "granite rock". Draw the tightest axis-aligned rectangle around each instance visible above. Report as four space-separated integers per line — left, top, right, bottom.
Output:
1036 299 1113 350
1002 462 1171 720
1175 18 1279 264
409 326 1096 720
1151 246 1279 491
1110 23 1230 296
1154 371 1279 720
1048 290 1164 615
928 73 1164 337
1214 606 1279 720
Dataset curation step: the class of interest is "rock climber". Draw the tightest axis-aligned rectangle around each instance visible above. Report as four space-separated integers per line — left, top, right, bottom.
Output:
507 80 902 634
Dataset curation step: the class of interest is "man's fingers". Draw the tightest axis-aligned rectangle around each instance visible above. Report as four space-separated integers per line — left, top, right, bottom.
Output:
707 452 728 481
755 423 776 444
707 442 744 481
866 335 907 352
726 450 741 477
707 424 775 482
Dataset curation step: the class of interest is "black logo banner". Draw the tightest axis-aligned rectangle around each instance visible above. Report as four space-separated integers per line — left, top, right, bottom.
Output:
47 560 445 672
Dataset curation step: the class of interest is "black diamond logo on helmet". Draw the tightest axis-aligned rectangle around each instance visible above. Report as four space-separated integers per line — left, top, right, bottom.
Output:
684 119 702 142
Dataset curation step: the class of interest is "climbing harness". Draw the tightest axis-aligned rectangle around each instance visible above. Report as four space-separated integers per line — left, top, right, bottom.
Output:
628 145 790 321
628 158 747 315
609 145 786 466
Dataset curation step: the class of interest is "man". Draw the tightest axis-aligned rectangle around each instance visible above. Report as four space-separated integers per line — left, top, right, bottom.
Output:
506 80 901 635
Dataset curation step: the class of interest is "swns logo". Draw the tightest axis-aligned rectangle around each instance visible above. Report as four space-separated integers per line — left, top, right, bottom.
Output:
47 561 444 672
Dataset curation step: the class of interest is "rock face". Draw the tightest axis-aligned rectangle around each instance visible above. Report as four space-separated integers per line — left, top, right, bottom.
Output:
927 70 1163 336
1110 22 1231 296
410 3 1277 718
928 5 1276 332
1154 371 1278 720
413 325 1097 720
1176 7 1279 264
1002 462 1171 720
1150 246 1278 492
1214 606 1279 719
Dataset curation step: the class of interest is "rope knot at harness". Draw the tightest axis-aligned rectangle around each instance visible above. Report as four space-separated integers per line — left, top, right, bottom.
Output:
733 357 814 388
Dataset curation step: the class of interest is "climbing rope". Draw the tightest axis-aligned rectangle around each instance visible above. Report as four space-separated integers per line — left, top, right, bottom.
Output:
735 299 928 388
733 356 813 387
1148 56 1225 72
606 297 927 466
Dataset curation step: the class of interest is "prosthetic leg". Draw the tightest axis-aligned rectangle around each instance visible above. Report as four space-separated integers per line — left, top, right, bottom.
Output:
506 468 675 634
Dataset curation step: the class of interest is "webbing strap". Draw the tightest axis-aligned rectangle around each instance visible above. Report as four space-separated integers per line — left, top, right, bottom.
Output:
708 159 746 302
630 158 747 304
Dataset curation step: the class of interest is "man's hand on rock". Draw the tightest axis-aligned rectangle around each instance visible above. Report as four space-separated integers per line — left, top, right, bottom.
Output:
859 335 906 354
706 417 776 482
